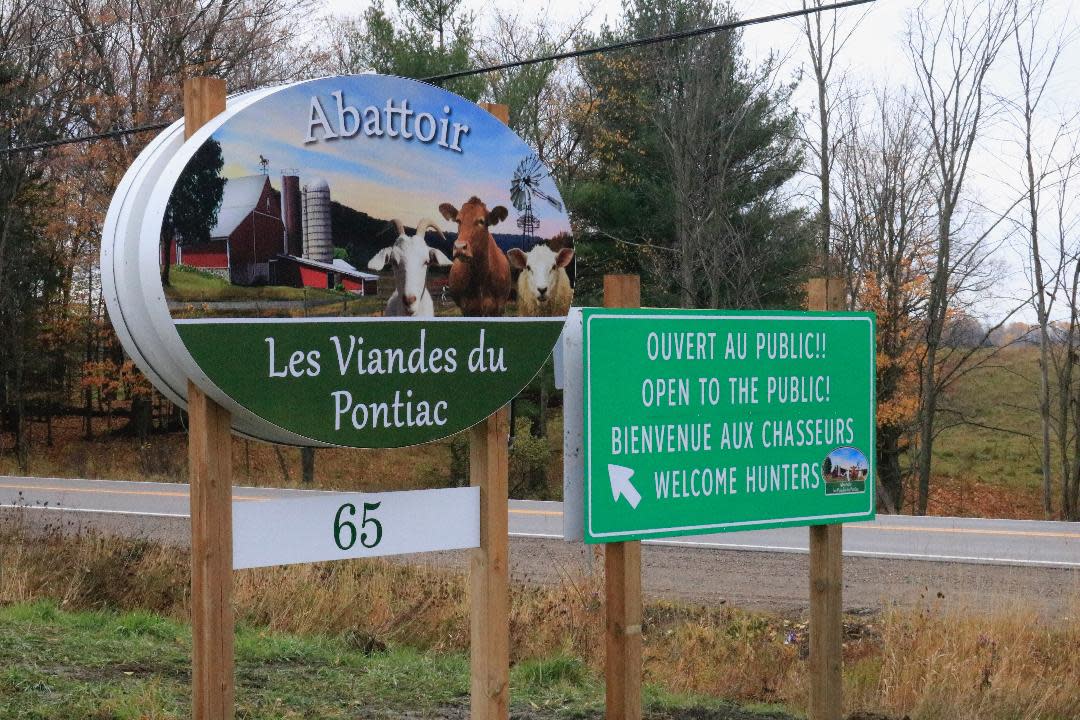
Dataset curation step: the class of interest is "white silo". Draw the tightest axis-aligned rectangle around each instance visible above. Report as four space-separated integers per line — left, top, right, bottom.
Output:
301 177 333 263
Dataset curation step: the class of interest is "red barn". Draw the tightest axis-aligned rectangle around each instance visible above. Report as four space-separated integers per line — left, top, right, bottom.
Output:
174 175 285 285
269 255 379 295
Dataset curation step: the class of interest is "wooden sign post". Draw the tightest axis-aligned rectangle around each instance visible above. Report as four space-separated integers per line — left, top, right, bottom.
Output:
603 275 643 720
806 277 845 720
469 406 510 720
183 76 235 720
470 101 512 720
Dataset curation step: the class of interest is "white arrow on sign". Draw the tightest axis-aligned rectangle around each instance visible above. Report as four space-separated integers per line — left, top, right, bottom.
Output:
608 464 642 509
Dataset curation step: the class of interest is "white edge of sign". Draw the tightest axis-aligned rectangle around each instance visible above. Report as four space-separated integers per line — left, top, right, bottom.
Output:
105 86 288 413
233 486 479 569
137 82 336 447
584 312 876 541
561 308 585 541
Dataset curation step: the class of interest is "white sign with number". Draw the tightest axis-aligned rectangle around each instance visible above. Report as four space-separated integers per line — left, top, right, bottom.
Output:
233 486 480 569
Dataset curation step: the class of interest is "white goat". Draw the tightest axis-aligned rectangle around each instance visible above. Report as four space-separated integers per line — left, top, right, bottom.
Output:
507 244 575 317
368 218 452 317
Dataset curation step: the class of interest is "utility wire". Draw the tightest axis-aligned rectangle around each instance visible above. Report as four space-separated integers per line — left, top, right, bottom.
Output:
425 0 876 83
2 0 877 156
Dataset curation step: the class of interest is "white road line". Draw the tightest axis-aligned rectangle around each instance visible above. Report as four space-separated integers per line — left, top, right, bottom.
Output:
841 549 1080 568
508 532 1080 569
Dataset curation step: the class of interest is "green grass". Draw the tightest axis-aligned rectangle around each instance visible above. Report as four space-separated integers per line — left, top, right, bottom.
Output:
0 602 796 719
0 600 468 719
929 345 1042 490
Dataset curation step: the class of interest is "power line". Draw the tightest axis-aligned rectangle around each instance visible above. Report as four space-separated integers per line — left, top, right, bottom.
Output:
425 0 877 83
2 0 877 156
7 121 174 155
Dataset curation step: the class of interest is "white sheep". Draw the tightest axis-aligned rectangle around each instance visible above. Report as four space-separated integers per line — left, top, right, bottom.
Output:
368 218 452 317
507 243 575 317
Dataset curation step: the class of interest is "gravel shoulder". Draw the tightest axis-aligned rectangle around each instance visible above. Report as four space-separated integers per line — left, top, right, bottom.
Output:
412 537 1080 618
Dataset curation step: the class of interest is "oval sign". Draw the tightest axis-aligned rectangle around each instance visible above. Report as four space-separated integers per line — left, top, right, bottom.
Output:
109 75 574 448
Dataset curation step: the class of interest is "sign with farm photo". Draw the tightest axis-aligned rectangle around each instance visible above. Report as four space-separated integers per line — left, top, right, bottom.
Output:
122 75 574 447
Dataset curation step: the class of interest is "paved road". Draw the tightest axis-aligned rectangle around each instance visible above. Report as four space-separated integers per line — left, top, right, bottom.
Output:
2 475 1078 569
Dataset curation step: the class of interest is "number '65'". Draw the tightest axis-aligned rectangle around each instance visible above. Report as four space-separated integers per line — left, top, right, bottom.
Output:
333 502 382 550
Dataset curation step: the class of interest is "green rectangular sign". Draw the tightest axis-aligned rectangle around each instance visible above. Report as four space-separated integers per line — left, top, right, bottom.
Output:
583 309 876 543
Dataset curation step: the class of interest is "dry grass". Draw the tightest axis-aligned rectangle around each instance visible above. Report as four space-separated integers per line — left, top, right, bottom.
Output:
2 525 1078 719
847 601 1080 719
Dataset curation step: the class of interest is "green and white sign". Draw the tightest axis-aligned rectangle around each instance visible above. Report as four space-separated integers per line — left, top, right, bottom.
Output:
103 74 575 448
178 317 562 447
582 309 876 543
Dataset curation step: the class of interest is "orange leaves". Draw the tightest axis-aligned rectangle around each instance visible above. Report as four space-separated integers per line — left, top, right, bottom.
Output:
857 270 923 433
81 359 150 401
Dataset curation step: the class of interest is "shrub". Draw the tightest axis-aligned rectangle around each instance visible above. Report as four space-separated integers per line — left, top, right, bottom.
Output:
448 434 469 487
509 418 551 498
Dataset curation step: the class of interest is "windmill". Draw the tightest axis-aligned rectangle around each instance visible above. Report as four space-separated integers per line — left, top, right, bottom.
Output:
510 154 562 242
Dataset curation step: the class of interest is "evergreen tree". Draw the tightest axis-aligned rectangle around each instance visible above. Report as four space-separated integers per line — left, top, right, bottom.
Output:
161 139 225 286
336 0 485 101
568 0 812 309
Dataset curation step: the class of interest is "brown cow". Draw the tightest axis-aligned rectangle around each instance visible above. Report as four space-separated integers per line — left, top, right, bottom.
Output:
439 196 511 317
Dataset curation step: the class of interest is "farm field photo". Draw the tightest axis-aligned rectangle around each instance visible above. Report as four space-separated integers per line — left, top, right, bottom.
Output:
3 0 1080 718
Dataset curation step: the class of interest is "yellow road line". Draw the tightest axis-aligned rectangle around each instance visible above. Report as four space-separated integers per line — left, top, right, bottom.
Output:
852 524 1080 540
0 482 267 502
4 482 1078 539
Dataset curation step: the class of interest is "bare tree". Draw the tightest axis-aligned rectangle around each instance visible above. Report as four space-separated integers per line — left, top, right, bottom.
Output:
1006 0 1075 517
0 0 78 468
906 0 1014 514
833 89 936 512
637 0 806 309
478 9 595 182
800 0 868 299
1053 155 1080 519
54 0 319 141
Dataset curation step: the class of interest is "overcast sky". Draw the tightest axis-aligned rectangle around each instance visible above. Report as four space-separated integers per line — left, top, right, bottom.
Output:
318 0 1080 323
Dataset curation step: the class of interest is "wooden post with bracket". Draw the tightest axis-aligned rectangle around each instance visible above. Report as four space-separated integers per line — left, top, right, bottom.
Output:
806 276 844 720
469 101 512 720
183 75 236 720
603 274 642 720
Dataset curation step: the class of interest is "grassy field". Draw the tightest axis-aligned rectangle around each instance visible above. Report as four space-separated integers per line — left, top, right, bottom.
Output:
163 265 351 303
0 600 802 720
923 345 1045 516
1 529 1078 719
931 345 1041 487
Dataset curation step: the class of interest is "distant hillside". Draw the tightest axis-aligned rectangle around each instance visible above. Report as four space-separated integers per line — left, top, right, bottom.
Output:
329 201 398 267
